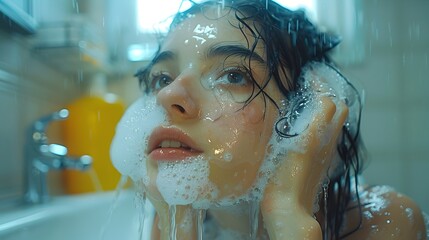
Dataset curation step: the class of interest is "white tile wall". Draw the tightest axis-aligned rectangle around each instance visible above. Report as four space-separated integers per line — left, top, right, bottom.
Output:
360 106 403 153
341 0 429 213
362 154 406 192
406 159 429 213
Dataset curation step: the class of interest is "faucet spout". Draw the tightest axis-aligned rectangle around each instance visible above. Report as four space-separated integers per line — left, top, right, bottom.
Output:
24 109 93 204
62 155 92 170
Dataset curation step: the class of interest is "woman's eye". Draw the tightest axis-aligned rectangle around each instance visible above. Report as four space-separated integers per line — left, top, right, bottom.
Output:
227 72 245 84
217 69 249 86
151 73 173 91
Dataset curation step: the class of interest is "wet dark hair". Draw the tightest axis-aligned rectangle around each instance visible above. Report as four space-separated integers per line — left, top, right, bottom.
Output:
136 0 365 239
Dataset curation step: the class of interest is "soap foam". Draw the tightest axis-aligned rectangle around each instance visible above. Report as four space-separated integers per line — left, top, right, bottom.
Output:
300 62 362 137
110 95 167 184
110 62 361 212
212 62 361 206
110 94 218 208
156 155 216 206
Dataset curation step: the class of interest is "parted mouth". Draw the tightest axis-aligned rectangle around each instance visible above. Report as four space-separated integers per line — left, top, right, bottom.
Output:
147 126 203 157
157 140 191 149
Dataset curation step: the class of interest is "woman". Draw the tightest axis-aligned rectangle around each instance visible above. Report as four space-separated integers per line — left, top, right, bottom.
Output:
110 0 428 239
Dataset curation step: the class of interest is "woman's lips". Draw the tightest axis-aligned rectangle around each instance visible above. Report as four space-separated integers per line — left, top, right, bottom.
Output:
147 126 202 161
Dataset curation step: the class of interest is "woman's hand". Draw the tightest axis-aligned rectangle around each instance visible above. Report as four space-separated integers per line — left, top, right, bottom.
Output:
261 95 349 240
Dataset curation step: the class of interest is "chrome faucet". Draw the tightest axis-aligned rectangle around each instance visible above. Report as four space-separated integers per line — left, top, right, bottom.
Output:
24 109 92 204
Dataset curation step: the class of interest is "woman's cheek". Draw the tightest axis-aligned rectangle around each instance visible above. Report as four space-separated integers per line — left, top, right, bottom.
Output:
206 107 272 197
243 101 267 125
207 103 269 168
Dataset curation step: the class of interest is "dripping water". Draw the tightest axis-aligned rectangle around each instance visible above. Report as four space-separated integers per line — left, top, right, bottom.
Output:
323 183 329 240
388 22 393 47
249 200 260 240
88 168 103 192
77 70 83 85
169 205 177 240
196 209 206 240
425 53 428 67
135 191 147 240
72 0 79 14
99 175 129 240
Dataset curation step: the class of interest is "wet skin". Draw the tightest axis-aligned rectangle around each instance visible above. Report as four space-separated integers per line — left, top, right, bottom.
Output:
145 9 282 204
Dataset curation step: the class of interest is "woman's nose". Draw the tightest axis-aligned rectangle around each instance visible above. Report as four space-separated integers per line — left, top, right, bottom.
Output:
156 74 200 120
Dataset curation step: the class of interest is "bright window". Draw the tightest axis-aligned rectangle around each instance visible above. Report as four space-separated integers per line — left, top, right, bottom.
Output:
136 0 317 33
274 0 317 21
137 0 194 33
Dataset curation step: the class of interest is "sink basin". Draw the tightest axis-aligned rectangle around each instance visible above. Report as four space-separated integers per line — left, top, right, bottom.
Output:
0 190 154 240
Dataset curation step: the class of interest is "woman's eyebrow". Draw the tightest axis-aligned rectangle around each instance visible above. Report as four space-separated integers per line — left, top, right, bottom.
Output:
206 44 266 64
151 50 176 65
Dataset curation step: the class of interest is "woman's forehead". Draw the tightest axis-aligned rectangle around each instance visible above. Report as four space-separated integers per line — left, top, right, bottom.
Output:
163 8 265 56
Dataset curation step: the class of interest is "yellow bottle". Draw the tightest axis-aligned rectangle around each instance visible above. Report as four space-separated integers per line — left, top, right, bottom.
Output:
62 74 125 194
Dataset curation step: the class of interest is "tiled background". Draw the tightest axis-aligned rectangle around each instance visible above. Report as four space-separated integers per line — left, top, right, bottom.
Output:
0 0 428 215
341 0 429 213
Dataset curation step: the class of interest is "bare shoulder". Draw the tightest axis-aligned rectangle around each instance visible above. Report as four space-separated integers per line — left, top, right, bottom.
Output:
345 185 427 240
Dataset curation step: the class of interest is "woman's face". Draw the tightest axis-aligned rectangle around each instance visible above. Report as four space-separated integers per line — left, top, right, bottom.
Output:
115 7 284 206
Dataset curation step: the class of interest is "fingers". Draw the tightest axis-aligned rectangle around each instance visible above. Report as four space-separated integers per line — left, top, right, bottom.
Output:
314 96 337 128
299 96 347 155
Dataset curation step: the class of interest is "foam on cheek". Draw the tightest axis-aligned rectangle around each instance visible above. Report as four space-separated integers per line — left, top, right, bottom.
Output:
110 95 167 184
111 95 217 208
156 155 218 207
248 96 317 201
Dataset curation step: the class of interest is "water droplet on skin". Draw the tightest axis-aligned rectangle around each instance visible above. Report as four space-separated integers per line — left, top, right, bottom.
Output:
223 152 233 162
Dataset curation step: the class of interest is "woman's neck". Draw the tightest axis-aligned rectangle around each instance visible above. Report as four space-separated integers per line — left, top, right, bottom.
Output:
151 201 324 239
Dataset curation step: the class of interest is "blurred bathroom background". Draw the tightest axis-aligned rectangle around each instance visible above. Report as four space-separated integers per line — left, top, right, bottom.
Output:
0 0 428 214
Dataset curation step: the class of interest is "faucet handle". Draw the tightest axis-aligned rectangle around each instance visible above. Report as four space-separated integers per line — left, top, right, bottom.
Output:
31 109 69 144
33 109 69 132
39 143 68 157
